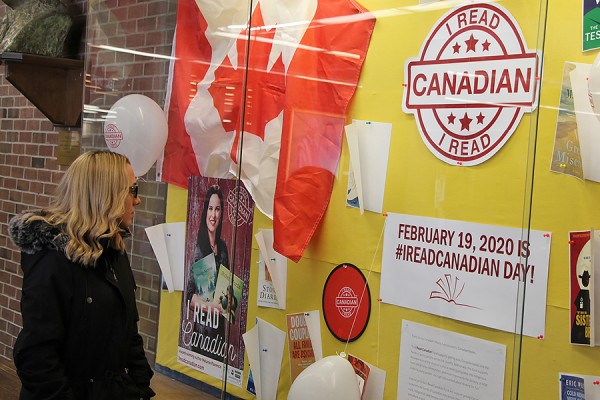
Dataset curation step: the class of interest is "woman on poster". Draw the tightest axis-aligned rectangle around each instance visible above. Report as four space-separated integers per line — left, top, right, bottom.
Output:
193 184 229 270
185 184 231 358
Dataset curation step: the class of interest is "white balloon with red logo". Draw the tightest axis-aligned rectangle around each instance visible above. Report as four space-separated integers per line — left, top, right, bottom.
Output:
103 94 168 176
287 355 360 400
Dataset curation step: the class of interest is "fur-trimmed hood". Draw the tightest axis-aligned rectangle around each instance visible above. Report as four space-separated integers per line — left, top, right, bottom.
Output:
9 211 69 255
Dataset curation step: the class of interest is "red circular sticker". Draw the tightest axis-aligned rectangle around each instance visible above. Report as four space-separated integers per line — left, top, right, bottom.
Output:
322 263 370 342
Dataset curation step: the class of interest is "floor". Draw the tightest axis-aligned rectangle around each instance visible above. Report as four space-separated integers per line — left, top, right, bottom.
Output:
0 357 218 400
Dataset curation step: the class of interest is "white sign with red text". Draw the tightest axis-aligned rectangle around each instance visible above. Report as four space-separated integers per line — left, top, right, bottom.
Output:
380 213 551 337
402 2 539 165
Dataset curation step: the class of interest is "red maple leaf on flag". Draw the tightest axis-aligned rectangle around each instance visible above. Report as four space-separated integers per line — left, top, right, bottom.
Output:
208 7 286 162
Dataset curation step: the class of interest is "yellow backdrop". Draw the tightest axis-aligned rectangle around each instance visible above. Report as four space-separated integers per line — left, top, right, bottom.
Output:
155 1 600 399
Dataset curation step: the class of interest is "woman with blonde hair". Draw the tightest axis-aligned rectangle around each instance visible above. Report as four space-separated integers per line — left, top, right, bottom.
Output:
9 150 155 399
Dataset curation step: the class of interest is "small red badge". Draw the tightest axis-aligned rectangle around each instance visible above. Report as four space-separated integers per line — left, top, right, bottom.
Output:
322 263 371 342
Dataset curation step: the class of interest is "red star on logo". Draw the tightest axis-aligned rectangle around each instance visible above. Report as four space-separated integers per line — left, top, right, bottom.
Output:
482 40 491 51
452 42 461 54
459 112 473 131
465 34 478 52
476 112 485 124
447 113 456 124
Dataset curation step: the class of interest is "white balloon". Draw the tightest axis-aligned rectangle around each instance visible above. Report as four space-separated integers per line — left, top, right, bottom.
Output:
588 51 600 116
287 355 360 400
103 94 168 176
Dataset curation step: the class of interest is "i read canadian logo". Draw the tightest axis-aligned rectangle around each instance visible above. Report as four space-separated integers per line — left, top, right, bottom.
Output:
103 123 123 149
402 2 539 165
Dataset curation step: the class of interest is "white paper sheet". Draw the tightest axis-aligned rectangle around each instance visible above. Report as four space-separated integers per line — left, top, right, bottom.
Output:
571 62 600 182
243 318 286 400
345 124 365 214
255 229 288 309
363 360 386 400
145 222 185 292
243 326 262 398
398 320 506 400
380 213 552 337
345 120 392 214
303 310 323 360
347 354 387 400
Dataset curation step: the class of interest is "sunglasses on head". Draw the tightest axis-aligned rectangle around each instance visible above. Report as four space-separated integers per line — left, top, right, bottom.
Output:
129 183 139 198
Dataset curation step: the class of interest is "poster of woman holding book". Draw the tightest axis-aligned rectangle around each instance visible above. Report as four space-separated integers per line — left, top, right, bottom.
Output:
191 184 229 301
178 177 254 387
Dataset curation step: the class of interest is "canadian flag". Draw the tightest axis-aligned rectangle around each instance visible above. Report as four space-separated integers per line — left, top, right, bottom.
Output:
160 0 375 262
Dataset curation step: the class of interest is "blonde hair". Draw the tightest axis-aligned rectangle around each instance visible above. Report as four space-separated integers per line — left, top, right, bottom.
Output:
31 151 131 266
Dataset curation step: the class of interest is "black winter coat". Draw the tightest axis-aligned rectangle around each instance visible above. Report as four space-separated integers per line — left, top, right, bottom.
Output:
9 213 155 400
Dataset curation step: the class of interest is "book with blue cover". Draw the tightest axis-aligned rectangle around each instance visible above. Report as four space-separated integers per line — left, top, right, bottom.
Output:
191 253 217 302
560 374 585 400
